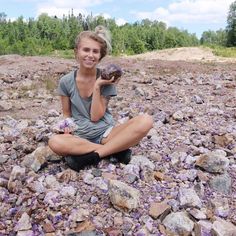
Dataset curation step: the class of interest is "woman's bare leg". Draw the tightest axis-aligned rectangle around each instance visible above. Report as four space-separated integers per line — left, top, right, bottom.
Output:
48 134 102 156
96 114 153 157
48 114 153 159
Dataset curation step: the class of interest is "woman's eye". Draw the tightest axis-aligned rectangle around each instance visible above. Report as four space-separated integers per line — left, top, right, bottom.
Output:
81 47 100 54
83 48 90 52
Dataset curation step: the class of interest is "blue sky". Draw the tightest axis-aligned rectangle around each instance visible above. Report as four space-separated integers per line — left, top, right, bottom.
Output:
0 0 234 38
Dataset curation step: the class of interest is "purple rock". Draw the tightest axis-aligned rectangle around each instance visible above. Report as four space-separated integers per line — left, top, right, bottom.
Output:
101 64 123 81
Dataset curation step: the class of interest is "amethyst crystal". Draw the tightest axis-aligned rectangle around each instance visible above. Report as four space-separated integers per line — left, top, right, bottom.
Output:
101 64 123 81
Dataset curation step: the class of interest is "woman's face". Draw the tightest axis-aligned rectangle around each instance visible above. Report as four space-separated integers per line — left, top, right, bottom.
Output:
75 37 102 69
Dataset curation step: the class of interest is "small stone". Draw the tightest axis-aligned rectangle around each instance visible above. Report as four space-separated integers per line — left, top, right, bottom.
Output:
60 186 76 198
163 211 194 234
209 173 232 195
149 201 171 220
211 197 230 218
91 168 102 177
0 155 9 164
195 150 229 173
0 101 13 111
130 155 155 170
108 179 140 212
172 110 184 121
68 208 89 222
14 212 32 231
195 220 212 236
179 187 202 208
124 173 137 184
212 218 236 235
188 208 207 220
90 196 98 204
102 172 118 180
149 152 162 162
42 219 55 233
154 171 165 181
44 175 60 189
17 230 34 236
113 216 123 226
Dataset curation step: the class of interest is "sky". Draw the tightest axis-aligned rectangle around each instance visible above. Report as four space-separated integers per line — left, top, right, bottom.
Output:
0 0 235 38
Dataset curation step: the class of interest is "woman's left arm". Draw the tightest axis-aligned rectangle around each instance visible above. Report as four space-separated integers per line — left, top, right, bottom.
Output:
90 78 114 122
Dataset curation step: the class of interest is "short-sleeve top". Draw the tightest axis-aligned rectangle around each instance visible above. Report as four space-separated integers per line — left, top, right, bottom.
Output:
58 69 117 140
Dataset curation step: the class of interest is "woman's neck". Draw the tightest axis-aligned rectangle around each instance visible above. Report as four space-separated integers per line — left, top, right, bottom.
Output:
77 67 97 83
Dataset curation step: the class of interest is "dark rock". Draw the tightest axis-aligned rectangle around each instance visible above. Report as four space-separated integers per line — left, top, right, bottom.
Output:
101 64 123 81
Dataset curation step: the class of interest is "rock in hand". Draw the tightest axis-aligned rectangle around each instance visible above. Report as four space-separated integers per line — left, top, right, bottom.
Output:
101 64 123 81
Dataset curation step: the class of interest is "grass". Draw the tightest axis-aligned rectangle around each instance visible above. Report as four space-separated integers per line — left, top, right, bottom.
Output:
48 46 236 59
45 78 57 91
49 49 74 59
208 45 236 58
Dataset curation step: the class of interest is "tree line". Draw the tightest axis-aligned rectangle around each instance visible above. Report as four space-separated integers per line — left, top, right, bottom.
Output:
0 12 199 56
0 0 235 56
199 1 236 47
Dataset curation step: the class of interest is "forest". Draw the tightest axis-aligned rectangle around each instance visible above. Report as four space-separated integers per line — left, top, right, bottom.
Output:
0 1 235 56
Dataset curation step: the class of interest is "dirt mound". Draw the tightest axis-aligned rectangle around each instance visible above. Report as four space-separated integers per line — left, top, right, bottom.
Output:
128 47 236 63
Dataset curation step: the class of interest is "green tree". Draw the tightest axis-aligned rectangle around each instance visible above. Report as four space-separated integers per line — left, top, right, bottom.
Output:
201 30 217 44
0 38 8 54
0 11 200 56
164 30 177 48
216 29 227 46
226 0 236 46
201 29 227 46
0 12 7 23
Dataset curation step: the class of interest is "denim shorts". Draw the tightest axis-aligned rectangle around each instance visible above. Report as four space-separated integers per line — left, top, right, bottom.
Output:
87 126 113 144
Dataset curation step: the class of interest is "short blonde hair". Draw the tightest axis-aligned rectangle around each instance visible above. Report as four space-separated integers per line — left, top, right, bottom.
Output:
75 25 112 60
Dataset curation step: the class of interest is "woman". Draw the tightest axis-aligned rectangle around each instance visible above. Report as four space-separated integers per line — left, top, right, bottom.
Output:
48 26 153 172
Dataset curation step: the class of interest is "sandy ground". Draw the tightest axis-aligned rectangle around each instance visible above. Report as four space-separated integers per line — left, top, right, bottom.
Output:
128 47 236 63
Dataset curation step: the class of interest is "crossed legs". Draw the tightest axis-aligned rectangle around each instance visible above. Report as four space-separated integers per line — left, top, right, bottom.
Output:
48 114 153 158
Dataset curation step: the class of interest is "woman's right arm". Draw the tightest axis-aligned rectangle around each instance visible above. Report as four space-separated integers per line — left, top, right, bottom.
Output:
61 95 71 118
60 96 72 134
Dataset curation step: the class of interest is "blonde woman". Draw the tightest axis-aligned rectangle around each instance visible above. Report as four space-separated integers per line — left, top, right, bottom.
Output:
48 26 153 171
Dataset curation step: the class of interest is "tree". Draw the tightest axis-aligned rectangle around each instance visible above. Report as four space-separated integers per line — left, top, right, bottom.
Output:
226 0 236 46
0 12 7 23
201 30 217 44
216 29 227 46
0 12 200 56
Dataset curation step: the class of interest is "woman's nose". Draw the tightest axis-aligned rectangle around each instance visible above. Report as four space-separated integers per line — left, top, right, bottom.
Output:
88 50 93 57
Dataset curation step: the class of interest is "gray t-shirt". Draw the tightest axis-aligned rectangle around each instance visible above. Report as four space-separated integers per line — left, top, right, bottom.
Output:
58 69 117 140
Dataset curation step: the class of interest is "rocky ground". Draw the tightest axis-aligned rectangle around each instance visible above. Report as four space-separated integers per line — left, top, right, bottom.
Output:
0 48 236 235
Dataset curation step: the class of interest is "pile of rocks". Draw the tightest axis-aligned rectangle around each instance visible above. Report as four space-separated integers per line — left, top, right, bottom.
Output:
0 55 236 235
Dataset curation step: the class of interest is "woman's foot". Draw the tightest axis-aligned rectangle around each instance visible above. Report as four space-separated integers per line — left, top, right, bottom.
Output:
64 151 100 172
109 149 132 164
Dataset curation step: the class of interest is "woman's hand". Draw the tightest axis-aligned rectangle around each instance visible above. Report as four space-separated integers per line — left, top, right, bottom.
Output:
64 127 72 134
58 117 77 134
95 76 116 87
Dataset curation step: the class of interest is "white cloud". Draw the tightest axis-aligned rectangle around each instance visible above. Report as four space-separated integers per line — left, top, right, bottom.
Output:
95 12 111 19
133 0 235 25
50 0 107 8
36 0 111 17
94 12 127 26
37 6 88 17
7 17 17 22
116 18 127 26
13 0 38 2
